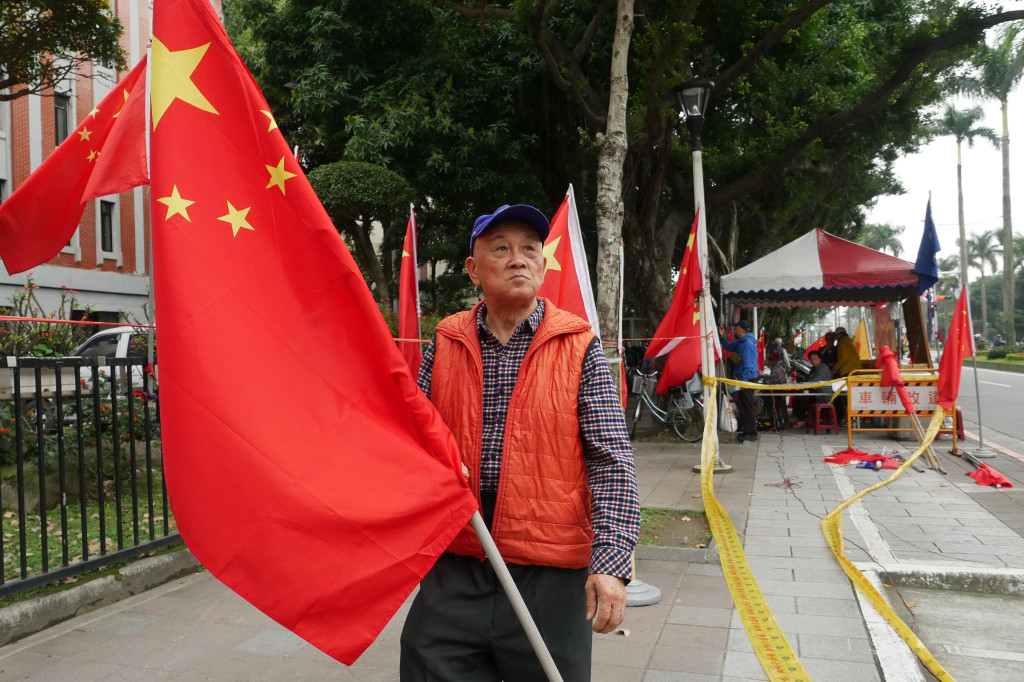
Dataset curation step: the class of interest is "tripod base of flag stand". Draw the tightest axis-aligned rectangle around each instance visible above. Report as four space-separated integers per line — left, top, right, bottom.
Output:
626 580 662 607
693 462 734 474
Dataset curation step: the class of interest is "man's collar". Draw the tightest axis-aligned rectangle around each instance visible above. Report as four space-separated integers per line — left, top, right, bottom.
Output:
476 298 545 336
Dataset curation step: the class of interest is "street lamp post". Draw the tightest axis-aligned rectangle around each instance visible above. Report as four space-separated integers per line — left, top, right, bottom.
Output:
677 79 732 474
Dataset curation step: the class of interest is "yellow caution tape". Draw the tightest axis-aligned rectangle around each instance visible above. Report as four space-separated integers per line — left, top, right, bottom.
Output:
701 383 811 681
820 408 955 681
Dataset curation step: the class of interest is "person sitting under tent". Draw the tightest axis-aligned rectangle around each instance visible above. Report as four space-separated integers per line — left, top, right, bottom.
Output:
763 352 789 430
791 349 832 424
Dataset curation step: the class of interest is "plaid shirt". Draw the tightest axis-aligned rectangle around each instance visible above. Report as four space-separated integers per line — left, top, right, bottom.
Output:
418 300 640 579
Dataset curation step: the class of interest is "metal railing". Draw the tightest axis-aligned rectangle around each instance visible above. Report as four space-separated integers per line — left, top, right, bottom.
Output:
0 356 177 598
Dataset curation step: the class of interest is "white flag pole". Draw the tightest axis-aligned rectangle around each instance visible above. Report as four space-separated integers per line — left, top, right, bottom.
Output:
469 513 564 682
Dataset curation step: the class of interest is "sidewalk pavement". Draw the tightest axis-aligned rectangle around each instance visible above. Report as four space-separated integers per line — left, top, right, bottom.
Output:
2 425 1024 681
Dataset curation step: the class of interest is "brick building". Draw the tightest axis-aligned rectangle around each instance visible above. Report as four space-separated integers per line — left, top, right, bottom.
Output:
0 0 222 324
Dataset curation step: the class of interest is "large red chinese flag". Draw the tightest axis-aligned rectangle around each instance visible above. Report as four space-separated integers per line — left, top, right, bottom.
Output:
0 58 149 274
149 0 477 664
538 184 600 336
398 207 423 374
644 212 703 393
937 286 974 410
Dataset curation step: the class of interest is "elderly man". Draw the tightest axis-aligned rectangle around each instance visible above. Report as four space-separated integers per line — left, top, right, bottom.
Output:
400 204 640 681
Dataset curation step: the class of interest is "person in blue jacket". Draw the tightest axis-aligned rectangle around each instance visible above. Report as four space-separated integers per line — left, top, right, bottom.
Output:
719 318 760 442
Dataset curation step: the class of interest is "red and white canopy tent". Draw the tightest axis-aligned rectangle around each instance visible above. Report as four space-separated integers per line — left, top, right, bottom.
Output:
720 229 930 364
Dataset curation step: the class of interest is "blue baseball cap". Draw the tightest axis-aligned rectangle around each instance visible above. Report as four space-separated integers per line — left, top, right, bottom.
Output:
469 204 550 254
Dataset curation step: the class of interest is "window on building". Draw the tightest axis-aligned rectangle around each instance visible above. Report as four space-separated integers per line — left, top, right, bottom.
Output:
55 93 71 145
100 200 115 252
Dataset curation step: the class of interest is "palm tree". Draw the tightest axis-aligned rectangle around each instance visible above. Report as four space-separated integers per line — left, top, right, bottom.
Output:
928 105 998 291
957 25 1024 345
968 230 1002 335
856 223 905 256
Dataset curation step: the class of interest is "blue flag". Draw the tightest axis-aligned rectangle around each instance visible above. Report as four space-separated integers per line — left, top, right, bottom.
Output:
913 199 940 294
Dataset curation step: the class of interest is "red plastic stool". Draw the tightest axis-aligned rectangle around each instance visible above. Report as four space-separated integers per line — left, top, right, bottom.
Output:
806 403 839 435
939 407 966 441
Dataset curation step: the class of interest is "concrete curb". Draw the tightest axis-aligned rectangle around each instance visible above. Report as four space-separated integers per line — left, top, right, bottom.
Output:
969 359 1024 374
0 547 201 648
635 539 721 565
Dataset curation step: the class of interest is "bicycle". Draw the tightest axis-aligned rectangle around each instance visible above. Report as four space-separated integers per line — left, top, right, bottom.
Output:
629 370 705 442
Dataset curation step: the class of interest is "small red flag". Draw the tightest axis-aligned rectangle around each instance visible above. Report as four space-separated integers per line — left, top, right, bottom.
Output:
804 331 829 359
876 346 915 414
936 286 974 411
645 212 704 393
150 0 476 664
398 207 423 374
757 329 766 372
538 184 600 336
0 58 149 274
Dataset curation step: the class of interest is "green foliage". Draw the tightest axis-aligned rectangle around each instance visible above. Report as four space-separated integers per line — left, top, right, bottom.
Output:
308 161 413 223
0 278 93 357
0 1 126 101
226 0 1015 326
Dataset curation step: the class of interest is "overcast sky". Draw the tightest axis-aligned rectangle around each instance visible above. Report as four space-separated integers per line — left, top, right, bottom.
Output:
865 6 1022 279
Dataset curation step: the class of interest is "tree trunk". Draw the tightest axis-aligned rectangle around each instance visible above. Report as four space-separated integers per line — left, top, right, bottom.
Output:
980 267 988 335
957 145 969 290
1001 100 1014 343
594 0 633 349
347 217 390 301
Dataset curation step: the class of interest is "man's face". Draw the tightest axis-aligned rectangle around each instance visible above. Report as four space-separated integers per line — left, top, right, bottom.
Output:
810 354 821 366
734 326 747 338
466 221 546 307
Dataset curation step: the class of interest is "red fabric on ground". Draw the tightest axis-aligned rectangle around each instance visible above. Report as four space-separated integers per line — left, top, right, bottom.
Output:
966 463 1014 488
824 449 901 469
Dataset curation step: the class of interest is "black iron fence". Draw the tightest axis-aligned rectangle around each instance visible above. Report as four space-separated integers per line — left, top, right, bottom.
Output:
0 356 177 598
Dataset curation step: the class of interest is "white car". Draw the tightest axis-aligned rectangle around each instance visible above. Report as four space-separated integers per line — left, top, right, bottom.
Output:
73 326 156 390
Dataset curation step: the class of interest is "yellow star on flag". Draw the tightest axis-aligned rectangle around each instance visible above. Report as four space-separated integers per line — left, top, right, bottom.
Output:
543 236 562 273
218 201 254 237
157 185 196 222
402 249 411 258
112 88 130 118
78 127 92 142
265 157 297 195
260 110 278 132
87 149 99 162
88 106 100 119
151 36 219 129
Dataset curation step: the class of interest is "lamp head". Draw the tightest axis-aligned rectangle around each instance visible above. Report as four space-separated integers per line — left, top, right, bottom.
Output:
676 79 714 149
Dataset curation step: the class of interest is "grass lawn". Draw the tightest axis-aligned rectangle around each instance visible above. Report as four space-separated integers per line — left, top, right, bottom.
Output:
2 472 175 583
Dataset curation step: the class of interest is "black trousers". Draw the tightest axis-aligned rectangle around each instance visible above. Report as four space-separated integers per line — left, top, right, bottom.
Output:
400 553 592 681
736 387 758 436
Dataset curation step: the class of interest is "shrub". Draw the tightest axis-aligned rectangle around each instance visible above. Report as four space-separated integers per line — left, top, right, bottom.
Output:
0 277 94 357
986 344 1022 360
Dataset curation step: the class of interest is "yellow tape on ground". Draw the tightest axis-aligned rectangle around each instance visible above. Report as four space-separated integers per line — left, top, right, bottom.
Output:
820 408 955 681
702 383 810 681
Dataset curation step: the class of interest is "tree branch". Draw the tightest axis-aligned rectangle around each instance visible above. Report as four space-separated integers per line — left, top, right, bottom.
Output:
711 9 1024 208
715 0 838 94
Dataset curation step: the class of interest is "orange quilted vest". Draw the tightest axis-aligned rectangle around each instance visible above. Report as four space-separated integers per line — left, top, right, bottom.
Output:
431 300 596 568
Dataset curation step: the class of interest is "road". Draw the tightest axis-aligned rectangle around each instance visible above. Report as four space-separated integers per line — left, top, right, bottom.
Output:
957 364 1024 454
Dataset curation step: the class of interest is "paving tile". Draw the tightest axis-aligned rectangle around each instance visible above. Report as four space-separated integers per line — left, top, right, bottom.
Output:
667 605 733 628
797 632 877 663
648 644 726 675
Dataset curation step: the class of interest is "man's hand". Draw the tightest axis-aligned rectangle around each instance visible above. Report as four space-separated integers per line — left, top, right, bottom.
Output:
585 573 627 633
